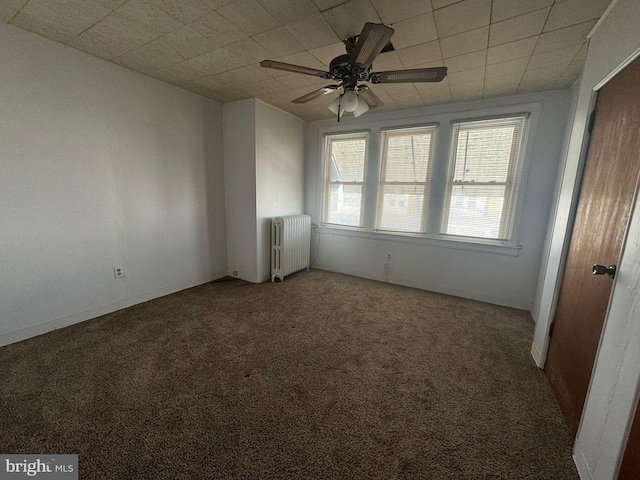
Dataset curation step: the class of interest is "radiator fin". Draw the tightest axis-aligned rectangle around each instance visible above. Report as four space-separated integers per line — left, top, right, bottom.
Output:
271 215 311 282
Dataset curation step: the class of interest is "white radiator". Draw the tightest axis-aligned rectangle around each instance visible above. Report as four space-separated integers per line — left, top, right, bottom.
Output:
271 214 311 282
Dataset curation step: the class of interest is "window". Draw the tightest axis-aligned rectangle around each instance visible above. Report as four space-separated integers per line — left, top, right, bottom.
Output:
377 126 435 233
442 116 527 241
319 108 533 251
324 133 368 227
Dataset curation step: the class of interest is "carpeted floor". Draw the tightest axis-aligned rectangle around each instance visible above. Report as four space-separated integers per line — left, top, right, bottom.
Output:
0 269 578 479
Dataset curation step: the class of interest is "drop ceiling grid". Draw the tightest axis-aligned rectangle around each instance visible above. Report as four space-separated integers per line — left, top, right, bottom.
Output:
1 0 613 121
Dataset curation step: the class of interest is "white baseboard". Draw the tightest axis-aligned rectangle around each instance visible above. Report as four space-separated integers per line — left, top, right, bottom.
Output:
312 263 533 311
574 439 594 480
0 271 227 347
531 342 544 368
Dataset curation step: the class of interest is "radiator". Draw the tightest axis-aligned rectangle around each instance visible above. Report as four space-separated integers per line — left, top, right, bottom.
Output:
271 214 311 282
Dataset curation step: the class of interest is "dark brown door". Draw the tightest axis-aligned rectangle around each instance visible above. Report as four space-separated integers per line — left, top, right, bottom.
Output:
544 56 640 436
619 400 640 479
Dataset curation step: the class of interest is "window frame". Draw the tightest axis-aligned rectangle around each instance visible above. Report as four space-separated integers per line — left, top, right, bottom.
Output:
441 114 529 243
315 101 540 256
375 125 438 234
322 131 370 228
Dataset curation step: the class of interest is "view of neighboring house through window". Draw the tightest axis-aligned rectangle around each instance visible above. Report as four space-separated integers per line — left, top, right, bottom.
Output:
324 133 368 227
377 126 435 233
442 116 527 241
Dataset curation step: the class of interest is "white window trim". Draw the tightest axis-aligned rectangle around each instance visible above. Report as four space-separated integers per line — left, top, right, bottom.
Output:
376 125 438 234
322 131 370 228
315 102 542 256
441 114 530 243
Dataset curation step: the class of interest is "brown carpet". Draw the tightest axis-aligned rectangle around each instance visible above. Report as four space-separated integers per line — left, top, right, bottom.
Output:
0 269 578 479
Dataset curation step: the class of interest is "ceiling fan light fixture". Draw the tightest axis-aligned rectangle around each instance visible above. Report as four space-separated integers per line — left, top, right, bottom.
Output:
341 90 359 112
328 96 344 117
353 98 370 117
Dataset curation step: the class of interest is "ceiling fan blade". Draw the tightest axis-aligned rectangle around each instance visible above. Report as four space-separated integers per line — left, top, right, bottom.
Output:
292 85 340 104
371 67 448 84
260 60 330 78
357 86 383 109
348 23 395 69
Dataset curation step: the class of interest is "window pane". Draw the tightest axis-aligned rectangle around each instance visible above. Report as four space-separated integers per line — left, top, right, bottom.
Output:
453 126 516 183
384 133 431 182
327 184 362 226
378 184 425 233
330 138 366 182
445 185 505 239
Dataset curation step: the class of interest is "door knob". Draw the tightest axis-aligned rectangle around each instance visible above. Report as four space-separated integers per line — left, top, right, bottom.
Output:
592 264 616 277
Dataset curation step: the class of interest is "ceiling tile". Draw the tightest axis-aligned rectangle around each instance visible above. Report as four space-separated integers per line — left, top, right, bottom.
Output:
544 0 611 32
489 7 550 47
285 12 341 49
376 82 418 95
486 36 537 65
147 0 212 23
190 11 247 46
439 26 488 58
322 0 381 40
176 47 249 79
521 63 566 85
275 72 326 88
276 50 326 69
417 84 451 100
390 13 438 50
311 0 350 11
9 0 115 44
129 26 217 65
527 43 582 70
200 0 236 8
491 0 553 23
213 64 275 84
443 50 486 73
485 57 528 78
68 12 161 59
250 77 286 93
225 37 272 64
450 80 484 101
217 0 279 36
308 42 347 66
447 66 485 85
433 0 491 38
116 0 183 35
257 0 319 24
432 0 462 10
414 77 449 92
370 0 432 25
252 26 305 57
533 20 595 55
114 45 172 73
484 72 522 90
397 40 442 67
370 50 404 71
0 1 28 23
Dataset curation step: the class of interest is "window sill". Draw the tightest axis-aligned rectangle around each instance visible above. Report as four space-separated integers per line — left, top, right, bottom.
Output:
317 225 522 257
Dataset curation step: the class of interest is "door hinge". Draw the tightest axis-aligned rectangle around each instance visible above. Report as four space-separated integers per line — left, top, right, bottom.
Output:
549 322 555 338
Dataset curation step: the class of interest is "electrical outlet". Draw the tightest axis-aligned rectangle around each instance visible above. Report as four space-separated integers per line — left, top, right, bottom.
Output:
387 253 391 260
114 266 124 278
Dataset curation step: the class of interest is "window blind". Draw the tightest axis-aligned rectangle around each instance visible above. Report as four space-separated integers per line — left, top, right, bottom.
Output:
324 134 368 227
377 127 435 233
442 116 527 241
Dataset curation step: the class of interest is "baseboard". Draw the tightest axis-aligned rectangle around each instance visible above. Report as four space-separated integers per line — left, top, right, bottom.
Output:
312 263 533 310
0 271 227 347
573 439 594 480
531 342 544 368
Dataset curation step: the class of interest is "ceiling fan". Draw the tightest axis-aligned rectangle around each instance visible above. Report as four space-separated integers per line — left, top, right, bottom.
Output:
260 22 447 121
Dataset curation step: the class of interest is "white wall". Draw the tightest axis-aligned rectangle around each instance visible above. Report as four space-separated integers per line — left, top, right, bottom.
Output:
0 23 227 346
255 101 306 282
224 99 306 283
223 99 258 282
528 0 640 477
305 91 570 310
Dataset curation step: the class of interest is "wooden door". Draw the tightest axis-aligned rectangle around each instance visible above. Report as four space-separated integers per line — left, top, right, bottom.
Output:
544 56 640 436
619 400 640 479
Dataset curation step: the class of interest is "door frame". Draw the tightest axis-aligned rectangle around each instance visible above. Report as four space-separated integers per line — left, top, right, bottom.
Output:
531 24 640 479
